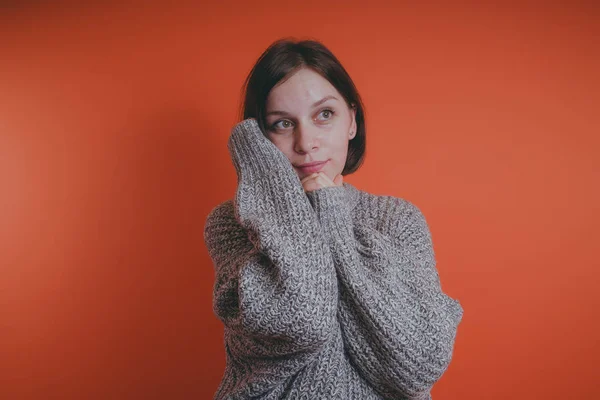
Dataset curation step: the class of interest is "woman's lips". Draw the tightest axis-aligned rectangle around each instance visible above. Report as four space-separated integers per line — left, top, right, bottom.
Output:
296 160 328 174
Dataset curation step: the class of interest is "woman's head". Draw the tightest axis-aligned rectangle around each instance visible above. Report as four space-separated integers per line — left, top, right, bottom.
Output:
239 38 366 181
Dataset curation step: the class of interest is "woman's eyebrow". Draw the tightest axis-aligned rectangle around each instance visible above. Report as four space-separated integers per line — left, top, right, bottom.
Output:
266 95 339 117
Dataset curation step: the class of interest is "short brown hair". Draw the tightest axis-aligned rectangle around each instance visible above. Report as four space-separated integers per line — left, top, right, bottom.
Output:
239 37 367 176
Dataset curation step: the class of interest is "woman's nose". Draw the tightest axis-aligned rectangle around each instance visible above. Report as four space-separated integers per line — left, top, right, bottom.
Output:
294 124 320 153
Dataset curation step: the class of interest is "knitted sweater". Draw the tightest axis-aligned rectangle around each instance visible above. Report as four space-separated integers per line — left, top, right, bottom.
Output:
203 118 464 400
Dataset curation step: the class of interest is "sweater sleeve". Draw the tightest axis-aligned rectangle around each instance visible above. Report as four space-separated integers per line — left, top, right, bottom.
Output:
203 118 339 396
305 186 463 400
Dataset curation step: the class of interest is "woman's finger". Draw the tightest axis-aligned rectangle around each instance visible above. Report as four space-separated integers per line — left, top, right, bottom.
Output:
301 173 319 184
317 172 336 187
302 174 324 192
313 173 335 189
301 172 339 192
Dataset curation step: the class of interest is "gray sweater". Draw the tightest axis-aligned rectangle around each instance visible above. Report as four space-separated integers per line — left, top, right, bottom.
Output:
203 118 464 400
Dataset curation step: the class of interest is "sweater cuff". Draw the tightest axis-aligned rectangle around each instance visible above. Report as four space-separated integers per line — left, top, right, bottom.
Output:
228 118 301 186
305 185 353 238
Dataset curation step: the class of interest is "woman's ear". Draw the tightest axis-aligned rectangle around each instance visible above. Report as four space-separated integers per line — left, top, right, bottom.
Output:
349 105 357 140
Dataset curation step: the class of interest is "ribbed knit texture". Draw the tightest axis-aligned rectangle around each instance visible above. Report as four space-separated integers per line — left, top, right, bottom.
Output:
203 118 464 400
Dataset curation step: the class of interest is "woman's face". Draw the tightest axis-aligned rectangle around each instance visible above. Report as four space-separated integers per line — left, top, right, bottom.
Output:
264 67 357 182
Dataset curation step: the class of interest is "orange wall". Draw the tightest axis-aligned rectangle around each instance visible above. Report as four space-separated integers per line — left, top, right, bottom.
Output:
1 2 598 399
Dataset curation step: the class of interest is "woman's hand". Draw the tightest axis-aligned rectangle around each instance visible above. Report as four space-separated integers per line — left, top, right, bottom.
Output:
301 172 344 193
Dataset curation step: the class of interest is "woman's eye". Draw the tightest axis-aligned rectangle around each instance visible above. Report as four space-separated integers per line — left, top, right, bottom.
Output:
319 109 335 120
270 110 334 131
272 120 292 130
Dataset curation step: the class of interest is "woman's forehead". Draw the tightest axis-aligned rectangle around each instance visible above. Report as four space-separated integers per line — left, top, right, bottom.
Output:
267 70 341 112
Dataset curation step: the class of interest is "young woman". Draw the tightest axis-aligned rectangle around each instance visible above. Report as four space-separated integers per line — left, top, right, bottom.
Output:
204 38 464 400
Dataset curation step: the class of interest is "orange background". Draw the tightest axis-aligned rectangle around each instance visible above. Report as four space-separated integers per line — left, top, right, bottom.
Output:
1 2 598 399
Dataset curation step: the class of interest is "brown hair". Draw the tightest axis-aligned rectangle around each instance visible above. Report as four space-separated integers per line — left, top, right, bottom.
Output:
238 37 367 176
